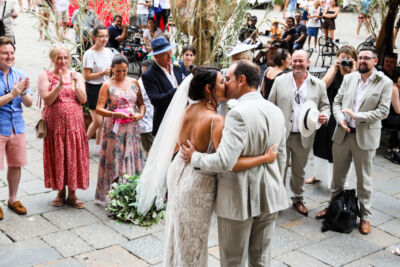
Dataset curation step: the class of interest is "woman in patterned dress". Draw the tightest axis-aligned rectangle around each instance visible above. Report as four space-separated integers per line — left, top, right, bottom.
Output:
95 54 145 205
38 46 89 208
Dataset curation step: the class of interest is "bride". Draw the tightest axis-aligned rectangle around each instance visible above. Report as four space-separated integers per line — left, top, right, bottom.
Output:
159 66 278 266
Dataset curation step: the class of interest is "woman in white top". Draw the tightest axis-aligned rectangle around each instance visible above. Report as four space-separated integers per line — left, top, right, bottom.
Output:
83 24 114 154
143 17 162 52
136 0 151 28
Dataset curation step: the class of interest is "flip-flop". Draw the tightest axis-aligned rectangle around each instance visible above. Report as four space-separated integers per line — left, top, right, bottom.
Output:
392 247 400 256
305 176 318 184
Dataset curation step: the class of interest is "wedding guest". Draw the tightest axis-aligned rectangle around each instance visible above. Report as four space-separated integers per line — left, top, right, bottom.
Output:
282 16 297 53
306 0 323 50
83 24 114 155
261 48 291 100
269 18 283 41
321 0 339 41
143 18 162 52
95 54 145 205
38 45 89 209
107 15 128 50
0 37 32 219
180 45 196 76
0 0 18 44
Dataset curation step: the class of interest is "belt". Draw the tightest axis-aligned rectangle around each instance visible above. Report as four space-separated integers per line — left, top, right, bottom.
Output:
290 132 301 135
349 127 356 133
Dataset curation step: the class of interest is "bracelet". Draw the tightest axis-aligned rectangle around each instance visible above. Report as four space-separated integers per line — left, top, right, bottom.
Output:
20 92 27 96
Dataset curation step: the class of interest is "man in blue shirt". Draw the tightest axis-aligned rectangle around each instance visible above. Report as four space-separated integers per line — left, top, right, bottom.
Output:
0 36 32 220
107 15 128 50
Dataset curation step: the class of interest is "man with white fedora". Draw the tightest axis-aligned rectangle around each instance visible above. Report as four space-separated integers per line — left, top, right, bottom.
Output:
269 49 330 216
142 37 186 136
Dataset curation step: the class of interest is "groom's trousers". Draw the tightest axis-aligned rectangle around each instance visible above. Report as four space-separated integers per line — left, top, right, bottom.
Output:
217 211 278 267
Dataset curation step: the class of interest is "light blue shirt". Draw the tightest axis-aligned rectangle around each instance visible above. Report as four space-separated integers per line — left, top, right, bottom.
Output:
0 67 31 136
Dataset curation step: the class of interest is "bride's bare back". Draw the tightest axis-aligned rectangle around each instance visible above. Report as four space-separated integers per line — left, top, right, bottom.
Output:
178 103 224 153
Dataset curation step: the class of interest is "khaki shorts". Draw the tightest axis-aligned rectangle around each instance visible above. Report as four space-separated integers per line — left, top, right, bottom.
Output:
140 132 154 153
56 10 69 23
0 132 27 170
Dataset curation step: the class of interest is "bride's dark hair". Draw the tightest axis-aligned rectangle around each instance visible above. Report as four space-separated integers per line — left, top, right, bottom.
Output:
188 66 220 100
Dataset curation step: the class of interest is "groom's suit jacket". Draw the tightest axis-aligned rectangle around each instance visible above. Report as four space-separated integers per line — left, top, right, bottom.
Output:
142 62 185 136
191 92 289 221
332 70 392 150
268 72 331 149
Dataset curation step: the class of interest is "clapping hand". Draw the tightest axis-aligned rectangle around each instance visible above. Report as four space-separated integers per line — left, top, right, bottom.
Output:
180 140 196 164
339 120 350 132
56 70 64 89
11 77 27 98
341 108 355 120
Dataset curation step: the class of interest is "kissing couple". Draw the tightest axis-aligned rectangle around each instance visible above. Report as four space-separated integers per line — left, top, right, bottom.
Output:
138 60 289 267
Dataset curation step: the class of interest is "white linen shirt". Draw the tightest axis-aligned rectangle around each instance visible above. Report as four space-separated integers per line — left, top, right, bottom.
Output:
349 70 375 128
138 78 154 133
155 62 178 89
291 73 309 132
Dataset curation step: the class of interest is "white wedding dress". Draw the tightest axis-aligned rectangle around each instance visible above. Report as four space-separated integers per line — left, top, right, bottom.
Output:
163 121 217 267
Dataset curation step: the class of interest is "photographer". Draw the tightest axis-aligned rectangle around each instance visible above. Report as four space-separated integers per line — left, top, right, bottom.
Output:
306 45 357 185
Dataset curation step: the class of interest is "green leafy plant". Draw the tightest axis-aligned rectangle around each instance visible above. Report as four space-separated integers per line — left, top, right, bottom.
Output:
106 174 165 227
82 103 90 115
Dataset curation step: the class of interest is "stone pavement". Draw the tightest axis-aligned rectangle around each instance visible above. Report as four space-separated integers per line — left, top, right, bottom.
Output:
1 8 400 267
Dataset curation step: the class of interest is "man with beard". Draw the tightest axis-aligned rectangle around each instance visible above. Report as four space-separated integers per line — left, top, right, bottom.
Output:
107 15 128 50
269 49 330 216
315 47 392 235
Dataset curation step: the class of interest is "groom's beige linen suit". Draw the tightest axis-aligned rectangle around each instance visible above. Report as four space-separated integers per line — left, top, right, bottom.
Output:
268 72 330 202
331 70 392 220
191 92 289 267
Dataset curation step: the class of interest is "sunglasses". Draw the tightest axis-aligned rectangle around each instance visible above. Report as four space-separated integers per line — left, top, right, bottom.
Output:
295 90 300 104
4 89 12 105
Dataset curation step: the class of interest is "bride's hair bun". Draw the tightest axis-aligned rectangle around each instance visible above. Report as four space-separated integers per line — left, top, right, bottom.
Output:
189 66 220 100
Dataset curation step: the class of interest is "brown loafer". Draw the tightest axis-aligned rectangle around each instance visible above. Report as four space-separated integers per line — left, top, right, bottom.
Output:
0 206 3 220
315 208 328 219
8 201 27 215
293 201 308 216
360 220 370 235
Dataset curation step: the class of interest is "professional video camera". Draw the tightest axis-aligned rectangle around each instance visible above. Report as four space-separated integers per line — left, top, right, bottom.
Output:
120 26 148 62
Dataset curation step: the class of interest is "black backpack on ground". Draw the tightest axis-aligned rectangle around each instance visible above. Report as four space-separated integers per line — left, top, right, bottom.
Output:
322 189 360 234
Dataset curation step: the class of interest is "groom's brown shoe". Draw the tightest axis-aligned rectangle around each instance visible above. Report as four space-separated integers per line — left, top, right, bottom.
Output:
0 206 3 220
360 220 370 235
315 208 327 219
293 201 308 216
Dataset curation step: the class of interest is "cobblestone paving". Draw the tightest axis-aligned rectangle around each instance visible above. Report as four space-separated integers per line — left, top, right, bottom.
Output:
1 9 400 267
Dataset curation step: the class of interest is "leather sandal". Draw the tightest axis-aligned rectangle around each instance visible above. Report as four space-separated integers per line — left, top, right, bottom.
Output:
52 191 66 207
305 176 318 184
7 201 27 215
66 197 85 209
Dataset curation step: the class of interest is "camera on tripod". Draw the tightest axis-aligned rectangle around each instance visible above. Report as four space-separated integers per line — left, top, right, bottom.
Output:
120 26 148 62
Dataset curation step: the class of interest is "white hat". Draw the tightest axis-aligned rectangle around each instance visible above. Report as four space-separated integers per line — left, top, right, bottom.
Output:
226 40 258 57
299 100 321 137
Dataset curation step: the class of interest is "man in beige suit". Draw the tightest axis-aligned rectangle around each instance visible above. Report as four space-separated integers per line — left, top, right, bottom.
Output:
269 50 330 216
315 47 392 235
181 60 289 267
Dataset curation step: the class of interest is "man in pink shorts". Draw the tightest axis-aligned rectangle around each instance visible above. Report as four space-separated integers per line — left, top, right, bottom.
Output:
0 36 32 220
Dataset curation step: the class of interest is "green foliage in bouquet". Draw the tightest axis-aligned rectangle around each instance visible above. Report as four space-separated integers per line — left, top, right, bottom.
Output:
106 174 165 227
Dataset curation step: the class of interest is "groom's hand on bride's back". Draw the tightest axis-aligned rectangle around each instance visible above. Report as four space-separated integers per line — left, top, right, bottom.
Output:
180 140 196 164
264 144 278 164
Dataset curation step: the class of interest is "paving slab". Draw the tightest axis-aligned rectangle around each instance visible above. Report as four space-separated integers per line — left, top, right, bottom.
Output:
302 185 332 205
349 225 400 248
71 223 127 249
35 257 84 267
281 216 328 243
0 238 61 267
271 259 288 267
277 250 330 267
208 255 220 267
74 245 149 267
19 179 52 195
371 165 399 181
378 219 400 239
272 227 312 258
42 208 100 230
41 230 93 257
84 200 110 221
343 249 400 267
0 215 59 241
0 186 26 201
373 177 400 196
23 160 45 180
122 235 164 265
300 235 380 266
372 191 400 219
104 219 164 240
0 231 12 245
16 192 61 216
275 208 303 226
369 208 394 227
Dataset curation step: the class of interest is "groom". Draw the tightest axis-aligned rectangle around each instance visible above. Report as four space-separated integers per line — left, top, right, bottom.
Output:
181 60 289 266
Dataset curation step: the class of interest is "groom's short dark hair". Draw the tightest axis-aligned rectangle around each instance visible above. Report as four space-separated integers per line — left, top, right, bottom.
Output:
232 60 260 89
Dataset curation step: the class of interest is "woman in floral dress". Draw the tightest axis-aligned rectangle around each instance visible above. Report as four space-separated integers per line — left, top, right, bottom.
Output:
38 46 89 208
95 54 145 205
